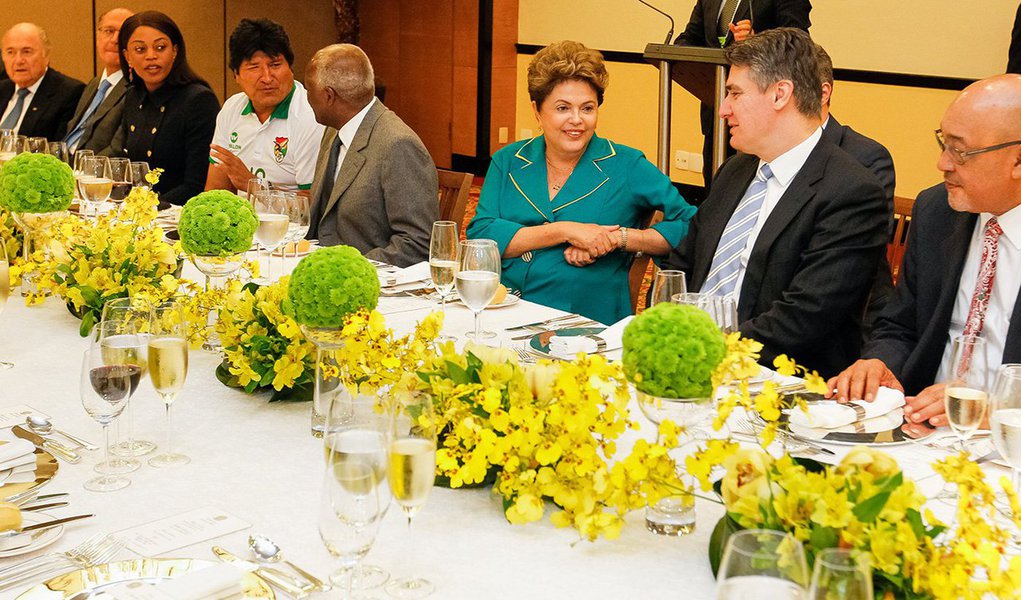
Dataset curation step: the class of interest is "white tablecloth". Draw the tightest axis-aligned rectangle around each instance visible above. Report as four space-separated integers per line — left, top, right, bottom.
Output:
0 269 1006 599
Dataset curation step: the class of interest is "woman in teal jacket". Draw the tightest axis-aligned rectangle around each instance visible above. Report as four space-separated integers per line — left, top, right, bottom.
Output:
467 41 696 324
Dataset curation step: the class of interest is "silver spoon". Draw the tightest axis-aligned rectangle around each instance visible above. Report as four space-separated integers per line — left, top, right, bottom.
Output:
249 533 331 592
26 415 98 451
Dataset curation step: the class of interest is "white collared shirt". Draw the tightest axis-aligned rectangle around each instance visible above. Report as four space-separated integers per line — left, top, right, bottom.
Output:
101 68 124 89
332 96 377 182
732 127 823 299
1 70 46 135
935 202 1021 387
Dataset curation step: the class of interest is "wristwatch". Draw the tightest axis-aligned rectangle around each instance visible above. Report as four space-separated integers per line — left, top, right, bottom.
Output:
618 227 628 252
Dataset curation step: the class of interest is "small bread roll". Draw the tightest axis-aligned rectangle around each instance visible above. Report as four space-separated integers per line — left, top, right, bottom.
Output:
0 501 22 532
489 284 508 306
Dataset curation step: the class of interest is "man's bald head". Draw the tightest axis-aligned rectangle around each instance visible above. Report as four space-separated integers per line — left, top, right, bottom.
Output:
305 44 375 129
2 23 50 88
96 8 134 74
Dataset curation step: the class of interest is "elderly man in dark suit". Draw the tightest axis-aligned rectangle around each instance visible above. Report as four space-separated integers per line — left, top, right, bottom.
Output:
304 44 436 267
829 74 1021 436
664 28 888 378
63 8 133 155
0 23 84 140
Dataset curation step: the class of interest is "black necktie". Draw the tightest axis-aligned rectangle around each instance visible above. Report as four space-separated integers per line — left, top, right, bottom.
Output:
309 136 342 238
718 0 741 39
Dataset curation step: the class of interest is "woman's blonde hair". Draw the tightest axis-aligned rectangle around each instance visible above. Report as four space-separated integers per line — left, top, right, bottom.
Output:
527 40 609 107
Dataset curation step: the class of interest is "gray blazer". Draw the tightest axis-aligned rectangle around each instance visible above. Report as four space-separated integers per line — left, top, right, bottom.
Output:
66 75 127 156
308 100 437 267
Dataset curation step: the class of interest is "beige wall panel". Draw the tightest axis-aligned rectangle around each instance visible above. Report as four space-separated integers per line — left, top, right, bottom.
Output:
95 0 226 101
224 0 338 98
1 1 95 83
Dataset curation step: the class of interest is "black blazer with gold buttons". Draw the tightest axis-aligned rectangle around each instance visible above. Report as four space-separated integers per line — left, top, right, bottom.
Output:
110 82 219 205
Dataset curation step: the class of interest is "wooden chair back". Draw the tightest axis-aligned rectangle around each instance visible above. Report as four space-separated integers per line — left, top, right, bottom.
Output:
437 169 473 228
889 196 914 285
629 210 664 314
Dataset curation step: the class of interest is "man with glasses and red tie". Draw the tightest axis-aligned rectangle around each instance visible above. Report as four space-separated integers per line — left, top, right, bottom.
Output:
828 74 1021 437
63 8 134 155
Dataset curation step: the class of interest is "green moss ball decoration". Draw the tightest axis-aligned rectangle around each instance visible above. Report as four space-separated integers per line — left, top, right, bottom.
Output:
287 245 380 328
622 302 726 398
178 190 258 256
0 152 75 213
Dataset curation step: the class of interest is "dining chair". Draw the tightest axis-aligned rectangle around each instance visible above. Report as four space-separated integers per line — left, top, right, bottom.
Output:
437 168 473 228
888 196 914 285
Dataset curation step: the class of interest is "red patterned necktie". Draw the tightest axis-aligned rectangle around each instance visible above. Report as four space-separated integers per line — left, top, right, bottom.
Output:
962 217 1003 339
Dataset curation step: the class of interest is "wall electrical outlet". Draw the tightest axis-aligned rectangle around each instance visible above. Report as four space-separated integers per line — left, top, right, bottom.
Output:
689 152 704 173
675 150 690 170
498 127 508 144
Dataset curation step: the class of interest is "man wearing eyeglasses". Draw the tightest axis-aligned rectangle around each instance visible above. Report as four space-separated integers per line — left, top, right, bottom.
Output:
63 8 134 155
0 23 85 140
828 74 1021 436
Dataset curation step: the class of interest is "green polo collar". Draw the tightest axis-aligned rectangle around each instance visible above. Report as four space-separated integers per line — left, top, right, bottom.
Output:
240 83 296 119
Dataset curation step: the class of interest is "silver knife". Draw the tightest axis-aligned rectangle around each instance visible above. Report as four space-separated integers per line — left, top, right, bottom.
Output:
12 426 81 463
0 513 95 538
212 546 310 598
506 314 581 331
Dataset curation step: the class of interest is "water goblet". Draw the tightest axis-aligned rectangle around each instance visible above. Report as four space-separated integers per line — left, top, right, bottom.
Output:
429 221 458 343
147 299 190 468
319 460 382 596
80 349 136 492
456 239 501 342
651 269 686 306
808 548 873 600
252 190 290 281
715 529 809 599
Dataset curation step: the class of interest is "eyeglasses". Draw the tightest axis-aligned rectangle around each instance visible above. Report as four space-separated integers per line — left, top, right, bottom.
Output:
935 129 1021 165
97 27 120 38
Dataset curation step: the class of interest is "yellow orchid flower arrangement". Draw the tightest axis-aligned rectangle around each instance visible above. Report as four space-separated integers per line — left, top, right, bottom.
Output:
0 206 22 268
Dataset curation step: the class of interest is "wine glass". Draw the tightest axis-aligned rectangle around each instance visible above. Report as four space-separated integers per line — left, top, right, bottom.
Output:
283 193 311 260
252 190 290 281
0 237 11 369
246 176 271 203
386 390 437 598
26 137 47 153
991 363 1021 543
429 221 458 343
716 529 809 599
100 297 157 457
46 141 70 165
323 392 392 590
674 292 739 334
319 457 383 595
808 548 873 600
456 239 501 342
78 155 113 218
147 299 190 468
129 161 151 190
651 269 686 306
80 349 136 492
90 321 144 474
0 130 17 167
937 335 989 502
108 158 132 203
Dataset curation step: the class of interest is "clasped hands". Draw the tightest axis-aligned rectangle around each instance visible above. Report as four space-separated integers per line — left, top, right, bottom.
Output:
562 223 621 267
826 359 961 438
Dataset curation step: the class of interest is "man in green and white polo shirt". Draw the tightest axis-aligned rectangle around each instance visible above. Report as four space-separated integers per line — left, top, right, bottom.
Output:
206 18 324 194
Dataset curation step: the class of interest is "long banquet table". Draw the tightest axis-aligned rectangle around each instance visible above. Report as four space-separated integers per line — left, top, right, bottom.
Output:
0 262 1006 599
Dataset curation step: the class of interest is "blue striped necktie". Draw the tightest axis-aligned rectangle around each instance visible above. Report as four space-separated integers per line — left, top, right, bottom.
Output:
1 88 29 131
701 163 773 298
64 78 112 150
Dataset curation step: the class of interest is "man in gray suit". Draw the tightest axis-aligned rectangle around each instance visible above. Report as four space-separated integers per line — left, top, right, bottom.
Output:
63 8 133 155
304 44 437 267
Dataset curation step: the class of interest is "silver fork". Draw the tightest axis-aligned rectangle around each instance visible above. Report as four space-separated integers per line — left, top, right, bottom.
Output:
515 348 537 364
0 534 123 592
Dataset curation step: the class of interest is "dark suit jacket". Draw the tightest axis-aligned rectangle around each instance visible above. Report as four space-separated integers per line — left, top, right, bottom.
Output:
111 82 219 206
863 184 1021 395
664 140 889 378
674 0 811 47
822 116 896 337
307 100 437 267
1009 3 1021 74
0 68 85 140
65 75 127 156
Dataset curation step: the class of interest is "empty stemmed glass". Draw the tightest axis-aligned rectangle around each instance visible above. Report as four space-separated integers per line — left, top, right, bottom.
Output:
78 155 113 218
429 221 458 343
0 237 11 369
808 548 873 600
651 269 686 306
283 193 311 260
129 161 151 190
147 299 190 468
252 190 291 281
455 239 501 342
46 141 70 165
386 390 437 598
319 455 383 597
80 349 136 492
715 529 809 599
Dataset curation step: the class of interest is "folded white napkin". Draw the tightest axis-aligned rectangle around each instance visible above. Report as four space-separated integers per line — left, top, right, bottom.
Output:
789 408 905 439
787 386 905 430
0 439 36 470
548 316 632 358
93 564 246 600
385 261 430 286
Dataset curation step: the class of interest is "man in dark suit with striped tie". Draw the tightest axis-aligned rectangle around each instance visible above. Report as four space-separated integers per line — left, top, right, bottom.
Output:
664 28 889 378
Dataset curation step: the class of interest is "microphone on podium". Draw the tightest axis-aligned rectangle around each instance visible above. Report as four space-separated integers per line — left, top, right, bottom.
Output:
636 0 675 44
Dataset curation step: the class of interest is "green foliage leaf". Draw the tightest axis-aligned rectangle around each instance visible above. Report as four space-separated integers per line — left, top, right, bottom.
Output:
810 525 839 551
79 310 96 337
708 516 742 577
445 361 470 386
852 491 891 523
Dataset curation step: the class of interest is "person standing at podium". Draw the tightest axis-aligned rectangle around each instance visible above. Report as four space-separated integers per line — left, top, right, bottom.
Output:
674 0 811 192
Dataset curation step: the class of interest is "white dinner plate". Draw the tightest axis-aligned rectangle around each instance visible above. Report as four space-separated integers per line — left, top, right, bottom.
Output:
0 511 64 557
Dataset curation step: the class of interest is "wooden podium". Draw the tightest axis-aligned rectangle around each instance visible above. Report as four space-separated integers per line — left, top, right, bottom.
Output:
642 44 729 177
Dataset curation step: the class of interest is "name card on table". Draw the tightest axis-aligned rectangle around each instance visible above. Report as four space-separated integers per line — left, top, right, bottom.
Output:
113 506 251 557
0 404 47 430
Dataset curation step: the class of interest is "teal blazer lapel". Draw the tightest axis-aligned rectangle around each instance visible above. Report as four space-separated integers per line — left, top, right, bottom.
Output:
507 137 552 222
551 136 614 215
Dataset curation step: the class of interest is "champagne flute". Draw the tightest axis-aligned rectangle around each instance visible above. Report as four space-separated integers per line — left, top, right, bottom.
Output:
79 155 113 218
991 363 1021 544
386 390 437 598
0 238 11 369
429 221 458 343
252 190 290 281
319 458 382 595
323 392 392 590
808 548 873 600
80 349 136 492
715 529 809 599
651 268 687 306
456 239 501 342
147 299 190 468
937 335 989 502
129 161 151 190
108 158 132 203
